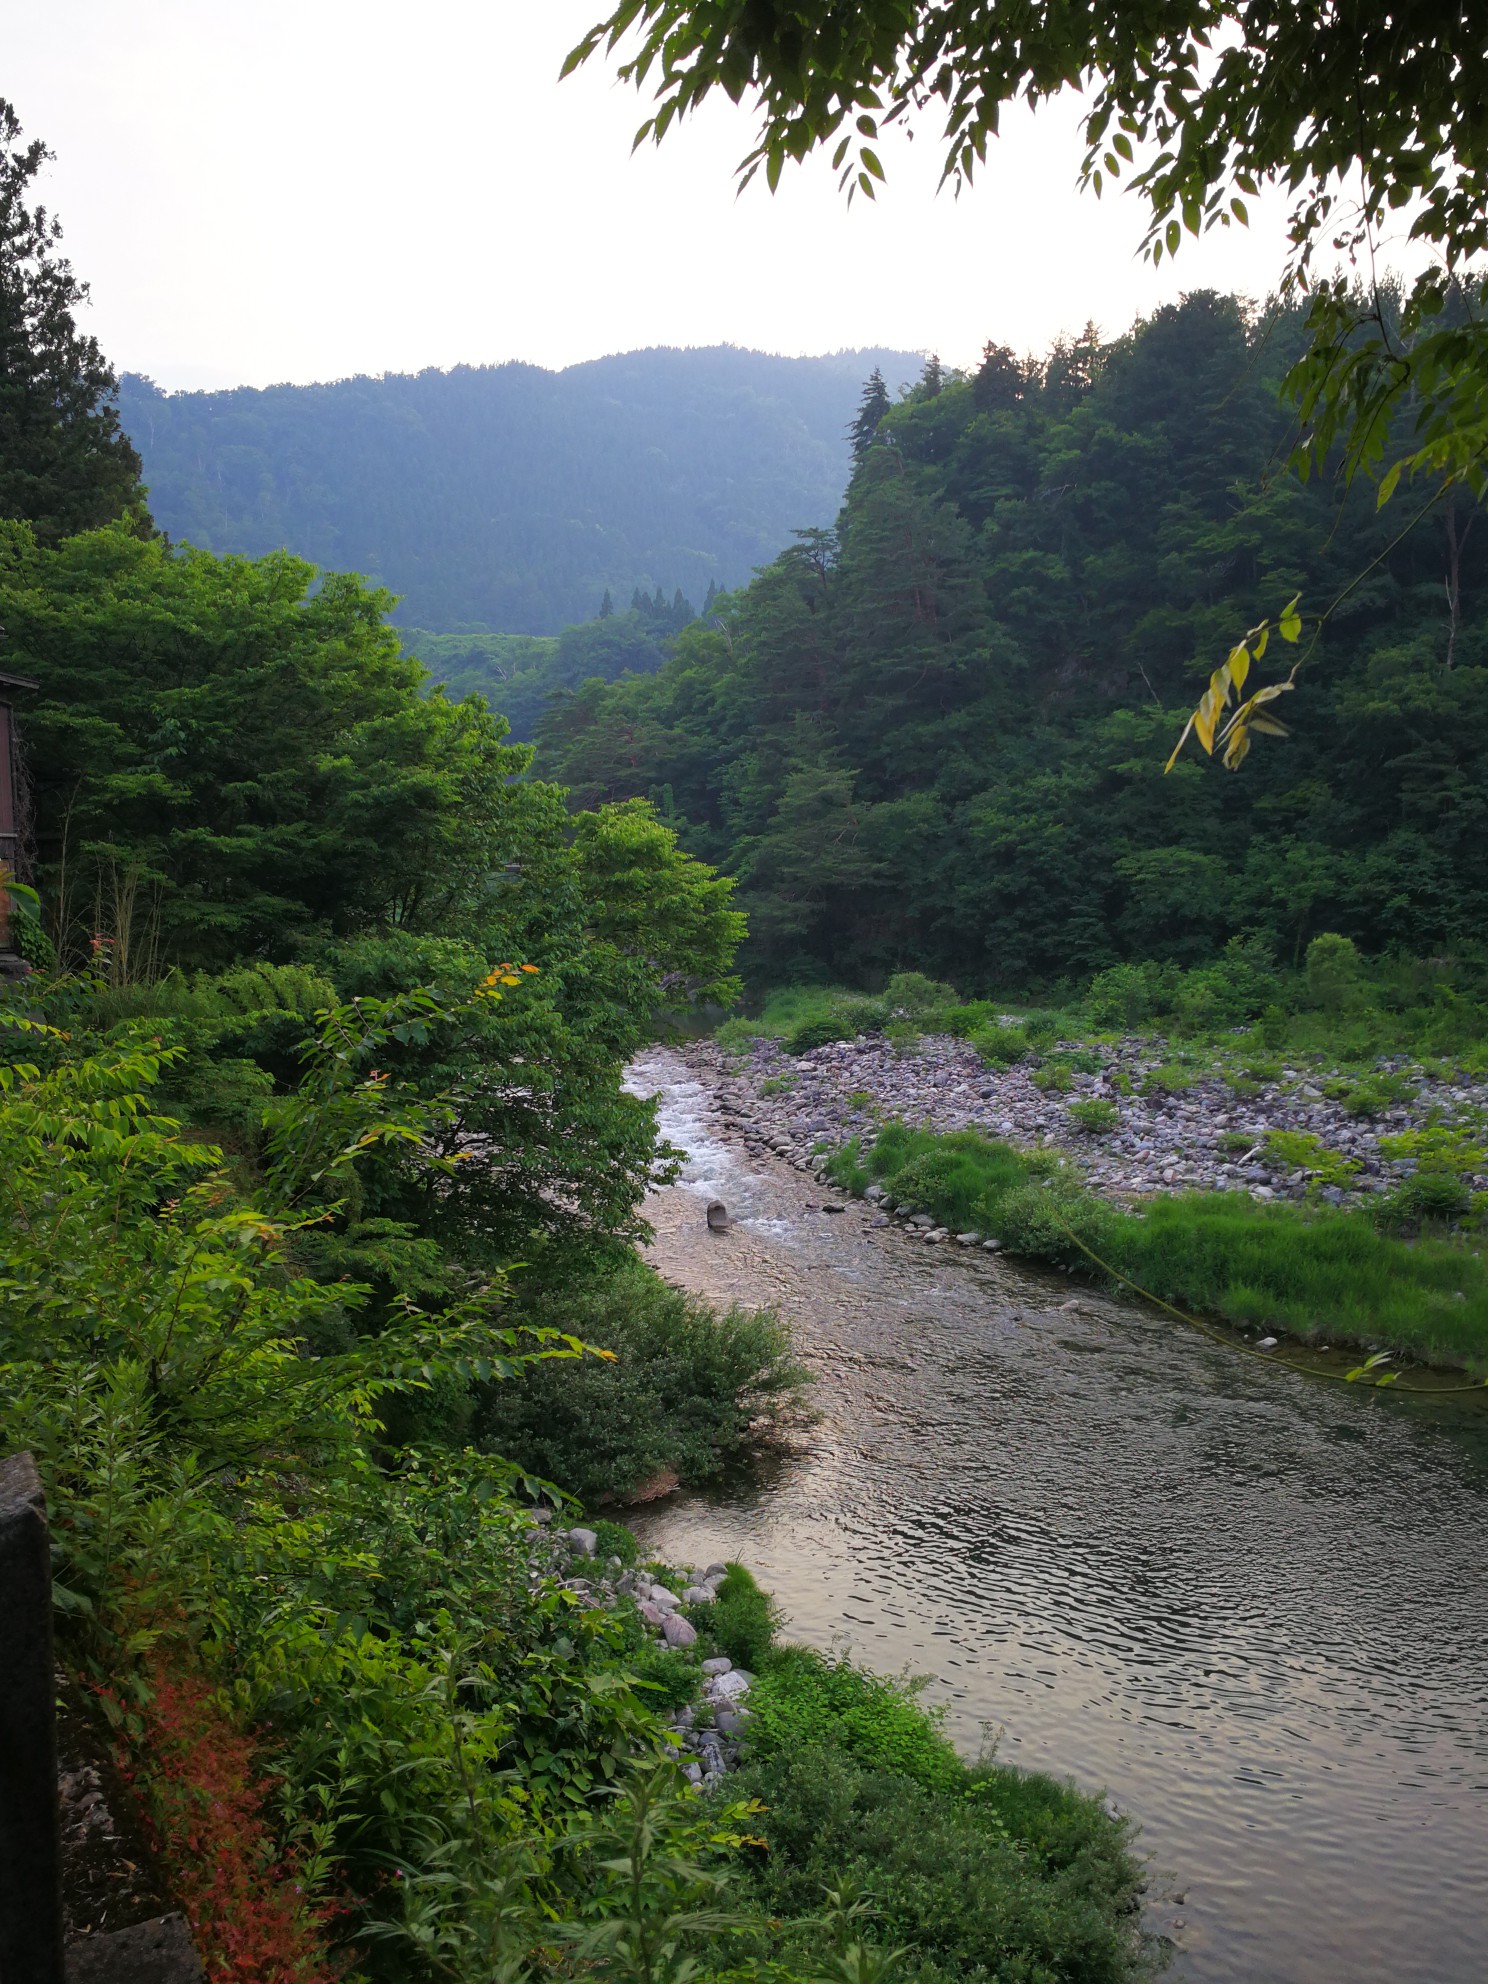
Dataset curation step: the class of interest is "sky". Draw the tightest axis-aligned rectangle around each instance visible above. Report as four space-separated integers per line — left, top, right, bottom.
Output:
7 0 1311 392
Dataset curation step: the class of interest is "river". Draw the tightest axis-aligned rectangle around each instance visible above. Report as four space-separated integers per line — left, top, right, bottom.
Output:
624 1047 1488 1984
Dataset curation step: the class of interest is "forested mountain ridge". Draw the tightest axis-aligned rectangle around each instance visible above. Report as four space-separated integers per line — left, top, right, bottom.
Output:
537 293 1488 989
118 344 920 633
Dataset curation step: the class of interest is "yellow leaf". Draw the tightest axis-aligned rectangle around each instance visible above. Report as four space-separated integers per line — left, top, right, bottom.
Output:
1247 713 1290 736
1253 625 1269 660
1229 645 1250 694
1193 695 1217 755
1222 725 1251 769
1163 714 1196 773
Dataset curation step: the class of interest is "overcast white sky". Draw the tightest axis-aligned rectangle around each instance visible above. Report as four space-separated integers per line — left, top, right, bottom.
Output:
7 0 1308 391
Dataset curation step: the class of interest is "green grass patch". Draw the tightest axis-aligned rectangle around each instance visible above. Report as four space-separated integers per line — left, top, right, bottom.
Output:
727 1646 1148 1984
835 1120 1488 1367
687 1560 780 1671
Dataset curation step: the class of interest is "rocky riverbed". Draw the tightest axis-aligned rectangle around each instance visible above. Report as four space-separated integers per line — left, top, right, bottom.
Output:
533 1515 752 1786
704 1029 1488 1209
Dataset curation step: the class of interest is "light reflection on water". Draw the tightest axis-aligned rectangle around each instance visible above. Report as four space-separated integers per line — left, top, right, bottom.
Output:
624 1049 1488 1984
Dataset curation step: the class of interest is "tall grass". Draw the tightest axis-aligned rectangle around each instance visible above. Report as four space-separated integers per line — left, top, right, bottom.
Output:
830 1122 1488 1368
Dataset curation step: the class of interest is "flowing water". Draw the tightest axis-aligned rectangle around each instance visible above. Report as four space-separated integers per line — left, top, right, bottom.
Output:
624 1048 1488 1984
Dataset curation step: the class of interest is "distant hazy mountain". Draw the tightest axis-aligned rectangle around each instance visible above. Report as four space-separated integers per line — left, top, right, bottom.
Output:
118 346 922 633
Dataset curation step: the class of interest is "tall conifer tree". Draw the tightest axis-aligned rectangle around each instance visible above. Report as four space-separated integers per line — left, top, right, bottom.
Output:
848 367 891 464
0 100 147 542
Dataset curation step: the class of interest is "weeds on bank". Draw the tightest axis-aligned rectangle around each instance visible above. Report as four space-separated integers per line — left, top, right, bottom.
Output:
826 1122 1488 1367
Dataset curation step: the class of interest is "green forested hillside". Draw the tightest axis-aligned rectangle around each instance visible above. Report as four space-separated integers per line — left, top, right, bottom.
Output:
538 293 1488 988
407 585 699 740
118 345 919 633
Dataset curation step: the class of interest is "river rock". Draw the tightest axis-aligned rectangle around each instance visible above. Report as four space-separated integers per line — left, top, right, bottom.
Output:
682 1585 714 1604
567 1527 598 1558
706 1200 730 1230
708 1667 752 1701
701 1656 733 1675
662 1613 698 1648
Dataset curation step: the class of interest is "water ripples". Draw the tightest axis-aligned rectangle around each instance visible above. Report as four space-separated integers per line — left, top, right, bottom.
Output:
625 1050 1488 1982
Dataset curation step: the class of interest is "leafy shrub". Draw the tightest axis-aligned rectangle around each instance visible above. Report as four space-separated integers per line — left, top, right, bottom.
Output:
1084 961 1174 1029
590 1519 639 1565
759 1073 796 1095
1030 1058 1074 1092
1020 1008 1068 1046
785 1015 857 1055
1256 1004 1292 1048
9 904 56 971
690 1563 779 1671
993 1179 1119 1273
1338 1073 1415 1116
624 1639 702 1712
1380 1172 1474 1228
970 1024 1028 1065
1172 935 1279 1034
1304 932 1363 1013
747 1650 961 1791
1380 1124 1488 1176
834 994 891 1034
868 1129 1027 1233
883 971 957 1015
938 999 1002 1038
882 1020 922 1054
477 1261 803 1502
1140 1060 1198 1095
1068 1097 1118 1133
1263 1129 1362 1194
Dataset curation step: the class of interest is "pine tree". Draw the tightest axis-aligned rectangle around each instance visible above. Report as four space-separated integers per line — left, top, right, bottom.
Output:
919 352 944 399
630 586 646 612
848 367 891 464
973 341 1025 413
599 587 614 617
0 100 148 542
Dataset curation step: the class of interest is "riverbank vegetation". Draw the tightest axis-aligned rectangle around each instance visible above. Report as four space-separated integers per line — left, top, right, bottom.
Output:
824 1122 1488 1371
712 962 1488 1368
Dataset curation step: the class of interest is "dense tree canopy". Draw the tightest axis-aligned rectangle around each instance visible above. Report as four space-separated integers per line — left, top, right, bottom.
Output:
0 99 147 542
537 293 1488 988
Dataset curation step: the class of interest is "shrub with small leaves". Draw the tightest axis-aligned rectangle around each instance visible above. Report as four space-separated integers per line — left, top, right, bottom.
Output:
970 1025 1028 1066
1067 1097 1117 1134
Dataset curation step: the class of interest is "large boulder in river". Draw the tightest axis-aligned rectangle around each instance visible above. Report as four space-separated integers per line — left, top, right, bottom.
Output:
706 1200 730 1231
